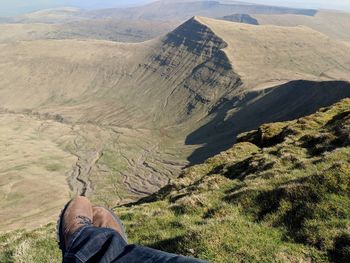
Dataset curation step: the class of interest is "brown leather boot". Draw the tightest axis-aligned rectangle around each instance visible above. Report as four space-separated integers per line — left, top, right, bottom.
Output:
93 207 128 242
58 196 93 251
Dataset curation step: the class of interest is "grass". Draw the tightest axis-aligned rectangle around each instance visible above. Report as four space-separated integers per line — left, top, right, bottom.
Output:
1 98 350 262
0 224 60 263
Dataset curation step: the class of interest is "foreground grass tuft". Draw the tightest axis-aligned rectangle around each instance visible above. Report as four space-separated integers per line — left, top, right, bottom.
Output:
0 224 60 263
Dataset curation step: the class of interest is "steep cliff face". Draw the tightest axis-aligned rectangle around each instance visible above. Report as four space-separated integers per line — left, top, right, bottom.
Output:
142 17 242 124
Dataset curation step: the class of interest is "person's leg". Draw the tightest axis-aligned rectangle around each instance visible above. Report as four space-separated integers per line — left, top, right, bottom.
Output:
58 198 207 263
63 226 128 263
58 197 128 263
113 244 208 263
90 207 208 263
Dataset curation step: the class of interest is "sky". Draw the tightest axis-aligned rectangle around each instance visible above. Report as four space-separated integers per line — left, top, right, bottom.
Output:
0 0 152 16
235 0 350 10
1 0 350 16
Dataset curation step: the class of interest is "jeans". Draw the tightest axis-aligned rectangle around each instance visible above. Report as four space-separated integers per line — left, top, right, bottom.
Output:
62 226 208 263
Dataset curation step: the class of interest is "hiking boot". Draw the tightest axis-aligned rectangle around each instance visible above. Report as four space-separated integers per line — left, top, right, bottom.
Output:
58 196 93 252
93 207 128 242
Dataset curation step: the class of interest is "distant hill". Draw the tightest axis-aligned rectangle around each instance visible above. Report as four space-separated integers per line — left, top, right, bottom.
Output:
0 1 317 24
0 19 178 43
86 0 317 21
253 11 350 42
220 13 259 24
0 0 320 43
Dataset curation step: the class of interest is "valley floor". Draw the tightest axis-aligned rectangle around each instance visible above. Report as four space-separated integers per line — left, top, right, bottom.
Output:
0 110 188 232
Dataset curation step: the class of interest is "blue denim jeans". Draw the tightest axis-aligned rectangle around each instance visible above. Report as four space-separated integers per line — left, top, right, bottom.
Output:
62 226 208 263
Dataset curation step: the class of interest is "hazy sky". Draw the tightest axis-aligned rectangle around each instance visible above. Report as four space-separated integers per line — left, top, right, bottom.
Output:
1 0 350 16
0 0 151 16
236 0 350 10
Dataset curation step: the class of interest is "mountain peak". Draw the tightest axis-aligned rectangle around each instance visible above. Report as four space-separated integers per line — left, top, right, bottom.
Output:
164 16 229 54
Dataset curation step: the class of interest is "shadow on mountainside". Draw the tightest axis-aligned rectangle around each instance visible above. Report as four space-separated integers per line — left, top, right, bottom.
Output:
185 80 350 164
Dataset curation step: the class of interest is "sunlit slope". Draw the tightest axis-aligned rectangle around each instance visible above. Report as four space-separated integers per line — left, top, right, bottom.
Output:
254 11 350 43
0 113 76 231
196 16 350 89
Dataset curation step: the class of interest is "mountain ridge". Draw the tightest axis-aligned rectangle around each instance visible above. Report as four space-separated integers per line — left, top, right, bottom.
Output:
86 0 318 21
0 0 318 24
2 16 349 125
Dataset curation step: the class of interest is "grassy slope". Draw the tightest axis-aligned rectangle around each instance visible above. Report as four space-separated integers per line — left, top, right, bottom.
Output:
0 20 178 43
254 11 350 43
1 98 350 262
196 16 350 90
